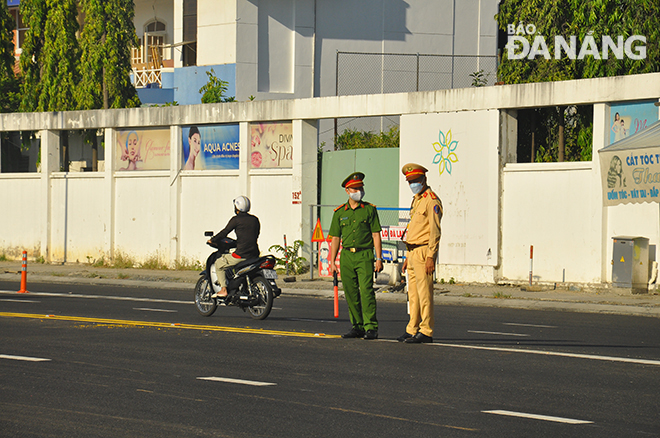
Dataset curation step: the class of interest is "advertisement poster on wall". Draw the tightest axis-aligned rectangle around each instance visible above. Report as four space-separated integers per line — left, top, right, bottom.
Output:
249 121 293 168
182 124 240 170
609 101 659 145
115 129 170 171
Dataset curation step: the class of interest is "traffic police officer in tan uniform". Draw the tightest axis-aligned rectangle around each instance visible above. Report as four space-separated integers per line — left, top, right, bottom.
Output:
398 163 443 343
329 172 384 340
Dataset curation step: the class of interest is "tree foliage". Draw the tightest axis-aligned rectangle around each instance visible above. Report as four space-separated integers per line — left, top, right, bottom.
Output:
20 0 79 112
495 1 658 162
199 69 235 103
334 126 399 150
0 1 19 112
497 0 660 84
18 0 46 112
517 105 593 163
77 0 140 110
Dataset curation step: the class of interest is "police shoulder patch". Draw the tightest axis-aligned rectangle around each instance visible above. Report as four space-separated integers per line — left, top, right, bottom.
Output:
433 204 441 215
334 203 346 212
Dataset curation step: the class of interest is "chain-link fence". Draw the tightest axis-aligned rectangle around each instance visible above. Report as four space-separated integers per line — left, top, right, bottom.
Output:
322 52 498 150
308 205 410 279
336 51 498 97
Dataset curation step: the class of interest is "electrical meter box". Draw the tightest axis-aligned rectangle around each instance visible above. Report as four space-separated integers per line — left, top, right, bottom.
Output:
612 236 649 294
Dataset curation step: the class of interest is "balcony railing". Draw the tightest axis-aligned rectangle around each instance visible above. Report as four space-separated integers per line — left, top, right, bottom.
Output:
133 67 162 88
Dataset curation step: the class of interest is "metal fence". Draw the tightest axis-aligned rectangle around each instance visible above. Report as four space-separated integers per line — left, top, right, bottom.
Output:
336 51 498 97
325 51 498 149
308 205 410 279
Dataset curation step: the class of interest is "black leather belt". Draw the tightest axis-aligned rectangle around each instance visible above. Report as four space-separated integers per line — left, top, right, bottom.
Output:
345 247 371 253
406 243 424 251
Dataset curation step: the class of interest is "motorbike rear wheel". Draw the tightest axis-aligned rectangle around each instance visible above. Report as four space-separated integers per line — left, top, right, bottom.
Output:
194 275 217 317
247 276 274 320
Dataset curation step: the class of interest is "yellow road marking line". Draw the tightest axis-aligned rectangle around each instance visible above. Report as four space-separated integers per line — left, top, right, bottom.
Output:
0 312 340 339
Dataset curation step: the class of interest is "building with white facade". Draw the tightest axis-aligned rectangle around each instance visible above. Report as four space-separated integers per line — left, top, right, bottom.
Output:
129 0 500 104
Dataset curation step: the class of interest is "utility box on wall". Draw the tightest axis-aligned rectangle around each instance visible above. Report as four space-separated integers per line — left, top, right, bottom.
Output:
612 236 649 294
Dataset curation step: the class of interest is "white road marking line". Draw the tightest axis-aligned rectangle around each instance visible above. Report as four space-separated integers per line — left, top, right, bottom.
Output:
483 410 593 424
503 322 557 328
468 330 530 337
431 343 660 366
0 299 40 303
0 354 51 362
0 290 190 305
133 308 177 313
197 377 276 386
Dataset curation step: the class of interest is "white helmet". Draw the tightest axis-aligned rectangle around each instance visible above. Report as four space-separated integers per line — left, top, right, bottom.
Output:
233 195 251 213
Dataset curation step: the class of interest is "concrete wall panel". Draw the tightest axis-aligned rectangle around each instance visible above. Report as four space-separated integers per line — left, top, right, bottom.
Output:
400 110 500 276
0 176 42 257
502 163 602 284
114 174 171 262
179 174 241 262
49 175 106 263
249 174 298 251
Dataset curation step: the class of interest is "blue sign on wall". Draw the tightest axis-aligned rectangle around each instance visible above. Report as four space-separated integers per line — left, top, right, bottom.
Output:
610 101 659 145
182 124 240 170
7 1 20 7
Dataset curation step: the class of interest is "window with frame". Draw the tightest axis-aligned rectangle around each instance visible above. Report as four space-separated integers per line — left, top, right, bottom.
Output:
183 0 197 66
9 8 27 54
144 20 166 68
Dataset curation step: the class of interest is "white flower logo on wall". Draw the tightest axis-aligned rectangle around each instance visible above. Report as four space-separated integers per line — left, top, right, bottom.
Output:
432 129 459 175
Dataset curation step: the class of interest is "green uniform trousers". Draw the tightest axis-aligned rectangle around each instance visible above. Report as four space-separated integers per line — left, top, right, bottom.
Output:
340 249 378 331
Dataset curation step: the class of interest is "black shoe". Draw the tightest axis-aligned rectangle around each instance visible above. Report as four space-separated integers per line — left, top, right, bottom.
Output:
405 332 433 344
363 330 378 340
396 332 413 342
341 328 366 339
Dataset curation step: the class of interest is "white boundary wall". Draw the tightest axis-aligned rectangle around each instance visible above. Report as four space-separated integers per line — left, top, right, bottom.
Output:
1 73 659 285
0 121 318 266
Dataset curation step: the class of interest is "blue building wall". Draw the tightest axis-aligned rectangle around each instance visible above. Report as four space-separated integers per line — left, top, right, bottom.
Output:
173 64 236 106
136 87 175 106
135 64 236 107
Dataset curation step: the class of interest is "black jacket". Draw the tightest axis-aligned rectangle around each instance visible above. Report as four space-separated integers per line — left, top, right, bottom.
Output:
211 212 261 259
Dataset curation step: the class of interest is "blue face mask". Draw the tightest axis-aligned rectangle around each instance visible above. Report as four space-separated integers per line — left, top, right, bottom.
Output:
409 182 423 195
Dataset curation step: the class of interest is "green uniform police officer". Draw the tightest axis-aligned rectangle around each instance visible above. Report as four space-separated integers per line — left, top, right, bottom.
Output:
328 172 383 340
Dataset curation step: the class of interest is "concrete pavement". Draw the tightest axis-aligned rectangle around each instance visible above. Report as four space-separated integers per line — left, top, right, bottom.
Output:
1 260 659 318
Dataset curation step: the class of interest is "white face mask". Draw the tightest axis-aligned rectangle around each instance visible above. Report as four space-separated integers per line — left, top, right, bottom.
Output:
349 189 365 202
409 182 424 195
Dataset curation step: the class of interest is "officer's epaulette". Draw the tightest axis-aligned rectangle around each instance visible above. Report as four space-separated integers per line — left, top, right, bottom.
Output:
364 202 376 208
423 190 438 200
334 203 347 212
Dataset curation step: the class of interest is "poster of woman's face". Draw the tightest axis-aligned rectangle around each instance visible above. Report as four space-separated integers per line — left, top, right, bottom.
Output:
181 124 240 170
116 129 170 171
609 101 659 144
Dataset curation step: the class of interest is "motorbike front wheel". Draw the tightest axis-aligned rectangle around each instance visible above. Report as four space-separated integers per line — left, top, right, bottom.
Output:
247 276 274 320
194 276 217 317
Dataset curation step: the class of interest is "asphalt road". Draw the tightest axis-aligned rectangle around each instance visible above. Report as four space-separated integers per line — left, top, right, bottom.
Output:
1 280 659 437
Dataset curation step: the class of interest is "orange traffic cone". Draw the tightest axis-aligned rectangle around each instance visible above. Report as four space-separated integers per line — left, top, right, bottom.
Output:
17 251 28 294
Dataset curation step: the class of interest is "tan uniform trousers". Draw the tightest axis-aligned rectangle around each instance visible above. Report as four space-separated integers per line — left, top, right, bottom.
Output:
214 253 242 287
406 246 434 337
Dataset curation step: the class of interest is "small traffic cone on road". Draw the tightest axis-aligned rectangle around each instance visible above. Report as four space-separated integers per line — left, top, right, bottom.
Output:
17 251 29 294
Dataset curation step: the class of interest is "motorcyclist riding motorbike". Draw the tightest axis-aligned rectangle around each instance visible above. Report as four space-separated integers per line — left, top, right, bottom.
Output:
207 196 260 298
